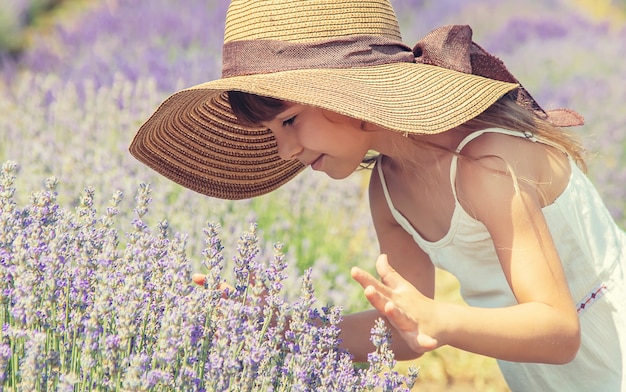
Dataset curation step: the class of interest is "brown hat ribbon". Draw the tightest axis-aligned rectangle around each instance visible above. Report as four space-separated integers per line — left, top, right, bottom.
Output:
222 35 415 77
412 25 584 127
222 25 584 127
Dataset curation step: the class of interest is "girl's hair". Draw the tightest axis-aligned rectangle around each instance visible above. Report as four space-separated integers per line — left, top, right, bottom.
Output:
227 90 587 171
227 91 286 126
460 92 587 171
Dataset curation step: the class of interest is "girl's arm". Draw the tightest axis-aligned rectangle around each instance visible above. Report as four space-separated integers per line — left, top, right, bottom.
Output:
353 136 580 364
338 223 436 362
451 136 580 363
341 164 437 362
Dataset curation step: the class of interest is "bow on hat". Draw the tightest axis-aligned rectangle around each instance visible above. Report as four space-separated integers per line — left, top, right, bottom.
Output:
412 25 584 127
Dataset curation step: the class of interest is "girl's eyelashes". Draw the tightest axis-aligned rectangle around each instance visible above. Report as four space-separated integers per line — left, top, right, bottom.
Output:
282 116 296 127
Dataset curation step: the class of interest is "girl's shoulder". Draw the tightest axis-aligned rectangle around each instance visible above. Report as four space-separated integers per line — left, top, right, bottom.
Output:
455 129 571 209
457 130 535 159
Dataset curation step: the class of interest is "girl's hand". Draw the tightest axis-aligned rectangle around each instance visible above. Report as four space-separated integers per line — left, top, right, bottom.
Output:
351 254 439 355
192 273 233 297
192 273 208 286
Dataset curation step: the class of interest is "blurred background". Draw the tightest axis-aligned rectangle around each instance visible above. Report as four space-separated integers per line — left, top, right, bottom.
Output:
1 0 625 390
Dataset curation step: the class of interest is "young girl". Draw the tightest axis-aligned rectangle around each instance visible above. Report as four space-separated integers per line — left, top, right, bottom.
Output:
130 0 626 390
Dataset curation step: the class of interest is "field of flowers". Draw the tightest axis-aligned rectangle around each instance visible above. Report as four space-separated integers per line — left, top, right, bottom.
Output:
1 0 625 390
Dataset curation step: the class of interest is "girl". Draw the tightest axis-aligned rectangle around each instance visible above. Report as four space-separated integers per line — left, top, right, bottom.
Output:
130 0 626 390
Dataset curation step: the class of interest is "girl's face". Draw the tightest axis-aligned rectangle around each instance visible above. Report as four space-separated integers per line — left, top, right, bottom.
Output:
261 103 372 179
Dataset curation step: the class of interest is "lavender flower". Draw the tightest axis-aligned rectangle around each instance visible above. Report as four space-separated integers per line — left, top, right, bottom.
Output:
0 169 418 390
0 343 11 384
360 318 419 392
17 331 47 391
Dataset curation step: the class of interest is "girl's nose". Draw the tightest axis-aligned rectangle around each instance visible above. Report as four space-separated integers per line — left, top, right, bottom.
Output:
273 130 302 161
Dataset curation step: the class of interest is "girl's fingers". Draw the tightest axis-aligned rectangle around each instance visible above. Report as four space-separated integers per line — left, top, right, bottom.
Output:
375 254 408 289
350 266 373 286
192 274 233 298
384 301 438 353
354 255 439 354
192 273 207 286
387 302 439 352
383 300 411 328
218 281 235 292
363 284 391 313
352 266 394 298
351 266 380 289
352 255 410 311
416 332 439 351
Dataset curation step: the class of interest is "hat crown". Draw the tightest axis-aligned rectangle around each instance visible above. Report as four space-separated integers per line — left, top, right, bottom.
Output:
224 0 402 43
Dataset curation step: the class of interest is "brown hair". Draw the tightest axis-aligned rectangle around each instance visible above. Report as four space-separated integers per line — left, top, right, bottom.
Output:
227 91 286 126
460 92 587 171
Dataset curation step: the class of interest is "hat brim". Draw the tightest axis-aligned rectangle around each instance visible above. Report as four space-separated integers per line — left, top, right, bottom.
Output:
130 63 517 199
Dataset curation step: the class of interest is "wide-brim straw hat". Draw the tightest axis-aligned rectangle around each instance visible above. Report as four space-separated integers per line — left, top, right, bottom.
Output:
130 0 580 200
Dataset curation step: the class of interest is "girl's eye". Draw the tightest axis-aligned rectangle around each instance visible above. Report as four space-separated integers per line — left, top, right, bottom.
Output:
282 116 296 127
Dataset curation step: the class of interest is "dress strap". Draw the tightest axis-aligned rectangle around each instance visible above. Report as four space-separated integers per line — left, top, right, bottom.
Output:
376 155 393 207
376 155 397 217
454 128 530 154
375 155 421 238
454 128 569 155
449 128 569 200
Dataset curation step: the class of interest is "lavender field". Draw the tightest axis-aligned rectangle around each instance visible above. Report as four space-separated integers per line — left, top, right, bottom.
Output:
1 0 625 390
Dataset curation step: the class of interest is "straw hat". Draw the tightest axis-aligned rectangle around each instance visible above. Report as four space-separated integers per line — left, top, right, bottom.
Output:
130 0 577 200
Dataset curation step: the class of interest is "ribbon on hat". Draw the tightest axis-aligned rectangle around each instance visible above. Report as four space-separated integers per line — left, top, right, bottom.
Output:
412 25 584 127
222 35 415 77
222 25 584 127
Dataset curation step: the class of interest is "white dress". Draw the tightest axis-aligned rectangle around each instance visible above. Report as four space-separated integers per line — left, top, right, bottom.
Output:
377 128 626 391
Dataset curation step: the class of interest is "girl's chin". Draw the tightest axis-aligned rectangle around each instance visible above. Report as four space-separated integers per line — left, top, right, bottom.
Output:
317 167 355 180
311 157 360 179
311 155 324 171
